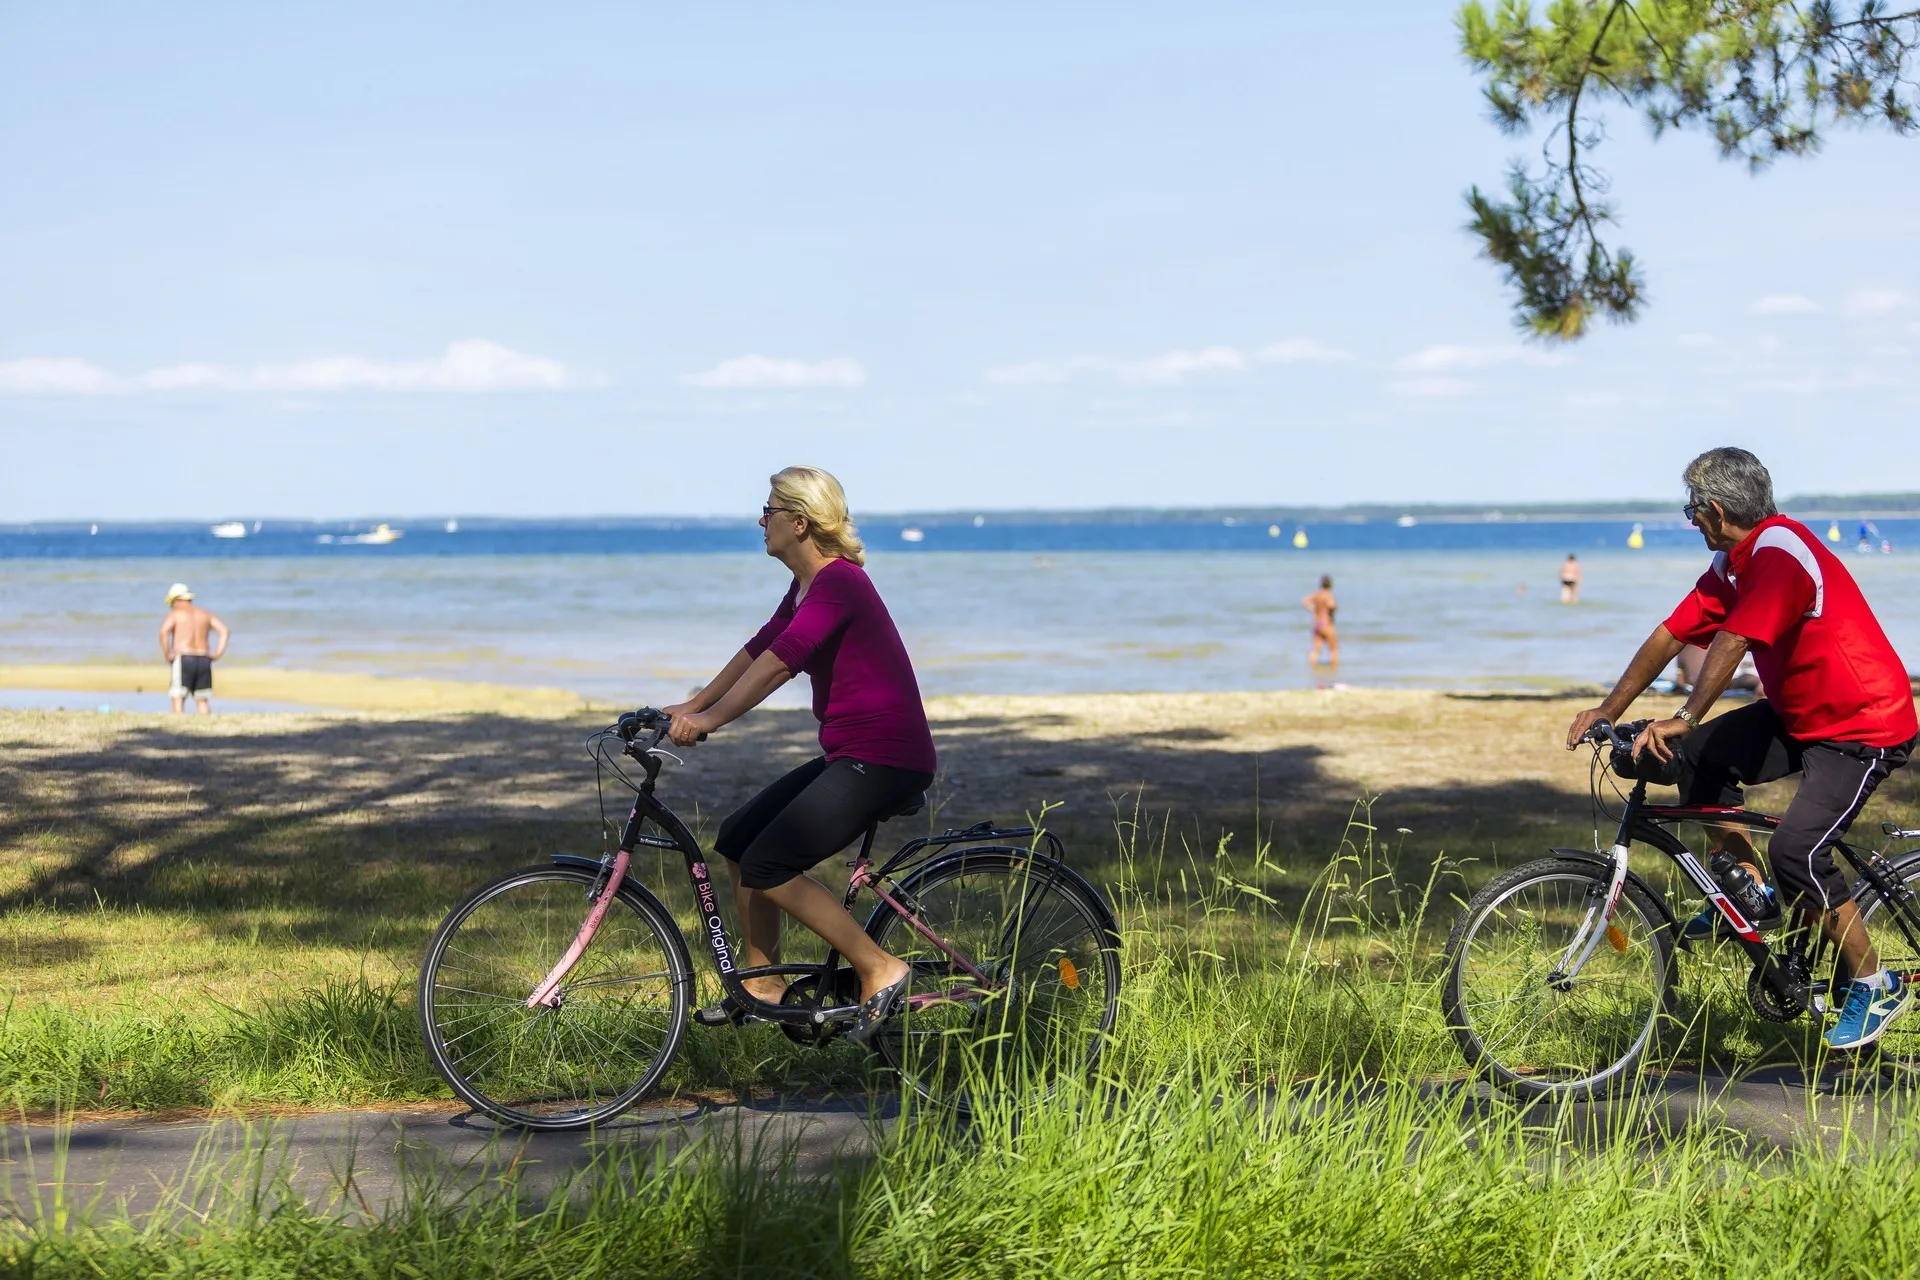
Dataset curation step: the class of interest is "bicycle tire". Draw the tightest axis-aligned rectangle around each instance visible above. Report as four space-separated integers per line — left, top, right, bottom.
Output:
864 849 1121 1112
1837 850 1920 1080
418 865 693 1130
1442 857 1676 1100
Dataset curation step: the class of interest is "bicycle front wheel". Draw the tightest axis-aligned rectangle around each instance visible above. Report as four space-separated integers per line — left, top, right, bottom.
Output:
1442 858 1675 1099
866 850 1121 1110
418 866 693 1130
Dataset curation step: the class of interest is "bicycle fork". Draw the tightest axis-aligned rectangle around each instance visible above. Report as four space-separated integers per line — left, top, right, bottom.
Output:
1553 779 1646 985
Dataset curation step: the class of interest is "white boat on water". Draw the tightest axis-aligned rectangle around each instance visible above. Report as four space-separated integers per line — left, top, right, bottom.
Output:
1396 514 1418 528
211 521 248 539
445 519 459 533
899 527 925 543
348 523 405 545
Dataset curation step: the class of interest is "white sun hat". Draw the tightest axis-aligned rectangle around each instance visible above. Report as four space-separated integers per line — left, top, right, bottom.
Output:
165 583 194 603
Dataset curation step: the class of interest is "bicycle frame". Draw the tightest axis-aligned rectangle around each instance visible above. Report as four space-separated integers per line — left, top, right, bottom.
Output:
529 734 1048 1032
1554 768 1920 1015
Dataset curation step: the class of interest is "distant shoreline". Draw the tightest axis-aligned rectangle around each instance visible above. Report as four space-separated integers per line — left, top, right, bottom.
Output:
7 491 1920 532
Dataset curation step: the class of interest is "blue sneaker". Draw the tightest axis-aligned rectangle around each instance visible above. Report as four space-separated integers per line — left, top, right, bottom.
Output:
1825 973 1913 1051
1680 888 1783 943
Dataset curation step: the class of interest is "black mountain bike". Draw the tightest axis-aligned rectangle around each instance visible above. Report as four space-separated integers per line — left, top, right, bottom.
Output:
1442 717 1920 1099
417 709 1123 1130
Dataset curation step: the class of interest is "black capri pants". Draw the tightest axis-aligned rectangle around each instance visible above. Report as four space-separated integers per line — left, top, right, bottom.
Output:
1676 700 1915 910
715 756 934 891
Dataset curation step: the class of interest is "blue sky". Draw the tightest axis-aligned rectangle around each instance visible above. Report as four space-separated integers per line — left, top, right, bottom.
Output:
3 3 1916 521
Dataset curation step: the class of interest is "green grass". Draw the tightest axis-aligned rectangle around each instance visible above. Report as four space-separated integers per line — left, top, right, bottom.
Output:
10 1072 1920 1278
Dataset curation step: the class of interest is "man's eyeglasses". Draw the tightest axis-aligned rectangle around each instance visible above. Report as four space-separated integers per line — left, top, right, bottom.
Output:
1682 500 1704 525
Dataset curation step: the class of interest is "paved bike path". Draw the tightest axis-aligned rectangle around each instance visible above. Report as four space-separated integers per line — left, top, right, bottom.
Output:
3 1068 1907 1225
0 1095 893 1226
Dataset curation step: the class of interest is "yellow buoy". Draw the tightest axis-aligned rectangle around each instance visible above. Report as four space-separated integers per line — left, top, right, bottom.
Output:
1292 527 1308 549
1626 522 1644 550
1828 521 1843 543
1268 524 1280 538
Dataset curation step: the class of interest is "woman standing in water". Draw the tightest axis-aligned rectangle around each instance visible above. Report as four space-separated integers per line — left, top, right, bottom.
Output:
663 466 936 1043
1303 575 1338 666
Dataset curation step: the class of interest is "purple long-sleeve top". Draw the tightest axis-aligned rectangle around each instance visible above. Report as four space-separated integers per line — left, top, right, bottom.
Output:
744 558 937 774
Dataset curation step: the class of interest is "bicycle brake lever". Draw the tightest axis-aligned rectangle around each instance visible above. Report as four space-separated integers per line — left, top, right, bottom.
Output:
646 746 685 766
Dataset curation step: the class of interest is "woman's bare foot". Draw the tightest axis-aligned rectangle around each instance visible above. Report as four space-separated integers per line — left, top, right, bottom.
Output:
859 956 911 1003
741 976 788 1004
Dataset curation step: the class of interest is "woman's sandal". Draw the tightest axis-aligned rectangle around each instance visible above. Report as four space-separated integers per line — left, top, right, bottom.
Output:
845 970 911 1045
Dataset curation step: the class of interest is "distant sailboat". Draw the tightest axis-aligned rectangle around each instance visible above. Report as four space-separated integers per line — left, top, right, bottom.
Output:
445 519 460 533
899 527 925 543
211 521 248 539
1396 514 1417 527
1627 523 1645 550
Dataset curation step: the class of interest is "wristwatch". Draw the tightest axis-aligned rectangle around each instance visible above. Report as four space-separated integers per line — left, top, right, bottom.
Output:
1674 707 1699 727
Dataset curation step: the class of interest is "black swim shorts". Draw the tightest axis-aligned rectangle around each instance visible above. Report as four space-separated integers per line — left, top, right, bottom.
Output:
170 655 213 698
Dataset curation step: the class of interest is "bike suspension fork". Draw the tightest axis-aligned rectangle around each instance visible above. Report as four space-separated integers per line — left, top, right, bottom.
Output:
1555 782 1640 982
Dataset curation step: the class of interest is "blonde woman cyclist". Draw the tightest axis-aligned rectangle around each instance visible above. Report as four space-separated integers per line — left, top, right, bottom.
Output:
663 466 936 1043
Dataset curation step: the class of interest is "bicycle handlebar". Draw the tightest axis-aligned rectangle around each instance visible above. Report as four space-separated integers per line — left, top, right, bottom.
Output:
1583 718 1653 752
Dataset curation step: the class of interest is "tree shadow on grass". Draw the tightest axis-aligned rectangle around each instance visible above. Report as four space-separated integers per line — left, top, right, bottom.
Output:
0 708 1606 952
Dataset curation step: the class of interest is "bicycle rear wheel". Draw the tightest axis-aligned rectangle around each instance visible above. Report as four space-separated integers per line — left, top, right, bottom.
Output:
1838 850 1920 1079
865 850 1120 1110
1442 858 1676 1099
418 866 692 1130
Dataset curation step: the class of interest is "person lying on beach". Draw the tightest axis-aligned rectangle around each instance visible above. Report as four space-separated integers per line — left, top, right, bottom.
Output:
661 466 935 1044
1302 576 1338 666
158 583 229 714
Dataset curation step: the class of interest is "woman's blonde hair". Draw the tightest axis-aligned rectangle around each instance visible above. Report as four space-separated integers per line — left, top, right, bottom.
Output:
769 466 866 566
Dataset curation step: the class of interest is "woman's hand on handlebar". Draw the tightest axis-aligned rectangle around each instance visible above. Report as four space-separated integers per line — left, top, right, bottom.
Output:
1566 707 1613 750
660 700 701 722
667 711 714 748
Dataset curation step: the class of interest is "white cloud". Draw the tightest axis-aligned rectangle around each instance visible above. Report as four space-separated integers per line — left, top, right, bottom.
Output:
1117 346 1245 384
988 345 1254 386
1257 338 1354 363
0 356 124 394
1388 377 1474 397
1845 288 1909 317
1395 344 1568 373
1751 293 1821 315
986 356 1107 386
0 341 585 395
682 355 866 389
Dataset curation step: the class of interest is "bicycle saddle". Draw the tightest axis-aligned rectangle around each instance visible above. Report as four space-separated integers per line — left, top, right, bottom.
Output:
883 791 927 820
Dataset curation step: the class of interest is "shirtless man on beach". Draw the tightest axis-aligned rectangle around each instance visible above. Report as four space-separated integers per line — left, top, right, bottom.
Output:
158 583 230 714
1302 575 1338 666
1559 554 1582 605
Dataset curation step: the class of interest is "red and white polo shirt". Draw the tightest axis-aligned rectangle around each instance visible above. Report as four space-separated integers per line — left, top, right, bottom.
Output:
1665 515 1917 747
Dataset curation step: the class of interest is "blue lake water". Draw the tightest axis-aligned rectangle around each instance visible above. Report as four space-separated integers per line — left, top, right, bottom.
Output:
3 518 1916 705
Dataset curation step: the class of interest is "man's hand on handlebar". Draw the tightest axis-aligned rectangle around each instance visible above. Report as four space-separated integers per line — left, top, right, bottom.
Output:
1565 707 1614 750
1633 717 1691 765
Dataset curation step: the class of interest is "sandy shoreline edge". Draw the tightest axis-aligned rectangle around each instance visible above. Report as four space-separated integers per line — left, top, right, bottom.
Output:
0 663 589 716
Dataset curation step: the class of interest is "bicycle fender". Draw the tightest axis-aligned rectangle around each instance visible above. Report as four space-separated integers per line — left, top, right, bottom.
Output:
1546 848 1691 952
868 847 1119 940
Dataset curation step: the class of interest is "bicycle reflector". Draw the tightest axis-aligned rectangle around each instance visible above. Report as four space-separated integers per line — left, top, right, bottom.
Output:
1606 925 1628 953
1059 958 1081 989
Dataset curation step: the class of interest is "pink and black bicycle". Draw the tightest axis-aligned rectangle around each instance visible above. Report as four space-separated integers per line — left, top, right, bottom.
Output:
417 708 1122 1130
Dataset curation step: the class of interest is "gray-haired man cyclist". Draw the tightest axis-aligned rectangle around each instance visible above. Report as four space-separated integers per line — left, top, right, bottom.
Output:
1566 448 1919 1051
